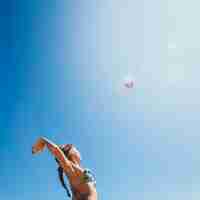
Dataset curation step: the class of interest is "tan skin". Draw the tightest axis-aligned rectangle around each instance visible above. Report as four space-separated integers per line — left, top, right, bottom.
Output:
32 137 98 200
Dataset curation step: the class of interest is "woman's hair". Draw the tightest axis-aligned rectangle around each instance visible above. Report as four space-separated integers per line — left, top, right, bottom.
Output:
60 144 73 158
57 166 71 197
55 144 73 198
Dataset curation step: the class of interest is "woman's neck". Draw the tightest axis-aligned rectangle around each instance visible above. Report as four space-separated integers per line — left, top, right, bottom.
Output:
70 158 81 166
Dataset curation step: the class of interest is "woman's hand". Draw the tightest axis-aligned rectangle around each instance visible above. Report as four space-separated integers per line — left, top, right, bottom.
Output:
32 137 46 154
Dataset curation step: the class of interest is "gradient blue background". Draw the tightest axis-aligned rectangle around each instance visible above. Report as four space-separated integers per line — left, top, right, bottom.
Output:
1 0 200 199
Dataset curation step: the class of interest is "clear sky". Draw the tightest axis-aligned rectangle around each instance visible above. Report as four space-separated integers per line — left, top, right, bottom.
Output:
1 0 200 199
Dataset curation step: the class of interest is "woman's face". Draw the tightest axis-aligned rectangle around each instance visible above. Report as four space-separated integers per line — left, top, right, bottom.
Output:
67 146 82 164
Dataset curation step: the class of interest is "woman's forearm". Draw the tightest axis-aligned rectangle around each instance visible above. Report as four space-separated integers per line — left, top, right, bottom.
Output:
32 137 74 173
41 137 64 159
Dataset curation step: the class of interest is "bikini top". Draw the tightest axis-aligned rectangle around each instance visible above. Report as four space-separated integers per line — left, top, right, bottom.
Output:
59 168 96 199
81 168 96 185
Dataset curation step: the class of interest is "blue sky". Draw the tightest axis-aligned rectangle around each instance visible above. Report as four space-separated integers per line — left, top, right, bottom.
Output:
1 0 200 199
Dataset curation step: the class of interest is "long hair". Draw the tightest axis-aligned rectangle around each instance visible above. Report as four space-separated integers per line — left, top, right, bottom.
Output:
57 165 71 197
55 144 73 198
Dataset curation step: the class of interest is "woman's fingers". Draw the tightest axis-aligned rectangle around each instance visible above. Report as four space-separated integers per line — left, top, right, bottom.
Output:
32 138 46 154
32 147 38 154
32 145 41 154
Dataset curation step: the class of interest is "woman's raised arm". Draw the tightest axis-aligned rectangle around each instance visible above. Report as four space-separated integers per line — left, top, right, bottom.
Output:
32 137 74 173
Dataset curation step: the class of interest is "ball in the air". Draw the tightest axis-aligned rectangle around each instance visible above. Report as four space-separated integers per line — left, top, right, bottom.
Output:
123 76 134 88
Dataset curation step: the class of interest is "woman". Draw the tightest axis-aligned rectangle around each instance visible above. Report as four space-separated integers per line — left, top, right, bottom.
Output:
32 137 98 200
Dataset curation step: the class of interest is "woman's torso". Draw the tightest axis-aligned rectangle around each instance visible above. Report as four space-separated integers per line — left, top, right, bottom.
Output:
65 165 97 200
